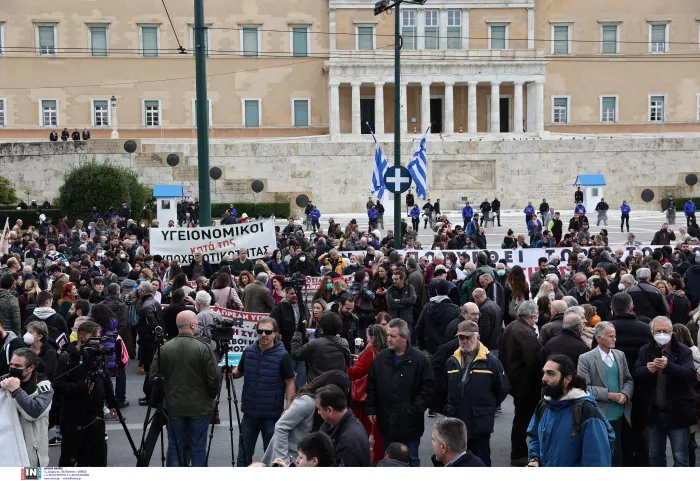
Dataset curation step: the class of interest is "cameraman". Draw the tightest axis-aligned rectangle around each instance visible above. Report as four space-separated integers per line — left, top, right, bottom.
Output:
1 348 53 467
150 310 220 467
54 320 117 467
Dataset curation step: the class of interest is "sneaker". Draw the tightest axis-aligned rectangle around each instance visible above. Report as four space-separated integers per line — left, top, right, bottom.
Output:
427 410 436 418
137 366 145 375
49 437 61 446
138 397 149 406
105 433 109 441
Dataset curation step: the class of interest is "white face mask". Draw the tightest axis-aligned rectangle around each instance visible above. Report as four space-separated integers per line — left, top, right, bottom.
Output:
653 333 671 346
618 283 625 291
299 256 306 262
548 292 556 300
23 332 35 345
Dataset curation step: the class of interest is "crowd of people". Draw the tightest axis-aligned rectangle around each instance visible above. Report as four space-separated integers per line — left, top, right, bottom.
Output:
2 193 700 469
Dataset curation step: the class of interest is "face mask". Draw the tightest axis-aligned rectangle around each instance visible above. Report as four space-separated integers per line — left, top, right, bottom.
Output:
497 269 506 277
8 367 24 380
23 332 35 345
326 283 333 290
299 256 306 262
618 283 625 291
548 292 556 300
653 333 671 346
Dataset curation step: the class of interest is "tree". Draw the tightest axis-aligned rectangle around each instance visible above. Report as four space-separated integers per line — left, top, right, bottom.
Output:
0 176 18 205
57 160 152 220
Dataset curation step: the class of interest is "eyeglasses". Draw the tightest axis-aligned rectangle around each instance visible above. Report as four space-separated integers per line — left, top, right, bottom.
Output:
653 329 672 335
256 329 274 336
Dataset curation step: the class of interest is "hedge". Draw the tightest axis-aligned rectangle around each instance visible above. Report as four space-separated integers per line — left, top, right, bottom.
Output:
661 197 700 211
0 209 65 227
211 202 290 219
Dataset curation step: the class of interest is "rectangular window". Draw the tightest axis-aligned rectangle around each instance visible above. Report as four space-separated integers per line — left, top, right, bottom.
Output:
650 95 665 122
601 25 618 54
0 23 5 55
244 100 260 127
490 25 507 49
357 26 374 50
425 10 439 50
447 11 461 49
402 11 416 50
0 99 5 127
38 25 56 56
141 26 159 57
553 25 570 54
190 26 210 56
90 26 108 57
41 100 57 127
144 100 160 127
192 99 212 127
601 96 617 123
552 97 569 124
293 99 309 127
242 27 259 56
93 100 109 127
292 27 308 56
650 24 667 53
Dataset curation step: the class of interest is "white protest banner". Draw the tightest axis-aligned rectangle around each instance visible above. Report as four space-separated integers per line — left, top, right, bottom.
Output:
150 219 276 263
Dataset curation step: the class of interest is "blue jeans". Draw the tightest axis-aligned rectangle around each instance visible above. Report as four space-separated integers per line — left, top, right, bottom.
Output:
166 415 210 467
114 370 126 404
236 415 277 467
648 409 690 467
294 361 307 390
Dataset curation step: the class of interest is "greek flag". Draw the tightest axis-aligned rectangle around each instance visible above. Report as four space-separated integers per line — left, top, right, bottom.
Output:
368 123 388 199
407 127 429 200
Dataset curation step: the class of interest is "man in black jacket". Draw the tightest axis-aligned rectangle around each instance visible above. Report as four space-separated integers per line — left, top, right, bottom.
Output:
136 282 162 406
366 318 435 466
431 417 486 467
632 316 696 467
472 288 503 354
588 277 612 322
161 289 196 340
0 321 24 375
316 385 370 467
628 268 669 320
415 280 460 354
54 321 117 466
491 197 501 227
444 321 509 466
538 312 589 367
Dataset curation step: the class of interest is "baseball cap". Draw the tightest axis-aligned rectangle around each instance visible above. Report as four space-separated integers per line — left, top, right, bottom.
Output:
455 320 479 337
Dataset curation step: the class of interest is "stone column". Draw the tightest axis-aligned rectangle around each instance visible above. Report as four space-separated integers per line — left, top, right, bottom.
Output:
374 82 385 135
329 9 337 51
462 9 470 50
329 82 340 137
490 81 501 133
535 80 544 133
417 9 425 50
351 82 361 135
444 81 454 134
513 81 524 133
421 81 431 133
439 9 448 50
467 80 478 133
526 82 535 132
400 82 408 134
527 8 535 49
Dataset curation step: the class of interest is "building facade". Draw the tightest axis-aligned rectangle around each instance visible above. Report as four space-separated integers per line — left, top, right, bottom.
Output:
0 0 699 138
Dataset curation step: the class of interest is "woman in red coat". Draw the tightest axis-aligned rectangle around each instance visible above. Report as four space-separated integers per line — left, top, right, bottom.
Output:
349 324 388 464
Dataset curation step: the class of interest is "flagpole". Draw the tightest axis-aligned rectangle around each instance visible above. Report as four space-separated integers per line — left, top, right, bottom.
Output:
392 0 401 250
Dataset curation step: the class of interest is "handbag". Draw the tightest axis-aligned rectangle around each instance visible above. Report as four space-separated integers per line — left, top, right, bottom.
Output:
351 348 375 403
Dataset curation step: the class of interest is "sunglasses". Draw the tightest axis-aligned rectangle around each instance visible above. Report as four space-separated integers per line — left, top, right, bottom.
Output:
256 329 274 336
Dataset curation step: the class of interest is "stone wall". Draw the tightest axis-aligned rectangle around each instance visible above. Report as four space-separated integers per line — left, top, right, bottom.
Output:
1 137 698 214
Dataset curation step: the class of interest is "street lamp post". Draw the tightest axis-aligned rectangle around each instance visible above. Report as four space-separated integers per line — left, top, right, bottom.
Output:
110 95 119 139
374 0 426 249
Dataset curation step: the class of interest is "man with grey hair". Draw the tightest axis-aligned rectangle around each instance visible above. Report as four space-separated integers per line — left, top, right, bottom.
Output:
545 273 564 300
366 318 435 466
431 417 486 467
498 300 541 466
194 291 219 349
479 271 505 315
562 295 579 307
538 310 589 367
538 300 569 346
578 321 634 466
242 272 275 313
567 273 589 305
619 273 635 291
137 279 163 406
627 268 669 320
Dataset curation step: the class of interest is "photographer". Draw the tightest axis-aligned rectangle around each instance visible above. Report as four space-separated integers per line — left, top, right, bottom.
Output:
150 311 220 467
136 281 162 406
54 320 117 467
1 348 53 467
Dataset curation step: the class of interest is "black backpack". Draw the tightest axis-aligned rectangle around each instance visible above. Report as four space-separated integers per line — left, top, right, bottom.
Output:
534 398 615 464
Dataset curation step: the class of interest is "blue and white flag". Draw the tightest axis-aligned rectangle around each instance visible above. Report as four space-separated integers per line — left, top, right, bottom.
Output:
368 123 388 199
407 127 429 200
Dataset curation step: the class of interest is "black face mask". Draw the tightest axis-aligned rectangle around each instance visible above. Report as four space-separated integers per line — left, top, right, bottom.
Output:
9 367 25 380
542 378 566 399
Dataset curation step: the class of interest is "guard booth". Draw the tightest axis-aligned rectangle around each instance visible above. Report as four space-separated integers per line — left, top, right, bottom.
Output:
573 174 606 213
153 184 183 227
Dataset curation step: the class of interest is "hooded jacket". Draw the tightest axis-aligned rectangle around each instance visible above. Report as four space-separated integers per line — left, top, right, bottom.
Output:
0 289 21 336
527 389 612 467
291 331 350 380
588 293 612 322
415 296 460 354
25 308 68 344
11 376 53 467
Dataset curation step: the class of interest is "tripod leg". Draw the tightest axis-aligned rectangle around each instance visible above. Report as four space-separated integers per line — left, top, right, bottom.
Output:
225 371 237 466
160 426 166 467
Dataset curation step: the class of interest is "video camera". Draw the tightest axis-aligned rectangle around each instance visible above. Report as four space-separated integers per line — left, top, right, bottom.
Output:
213 317 244 343
284 271 306 291
80 335 115 381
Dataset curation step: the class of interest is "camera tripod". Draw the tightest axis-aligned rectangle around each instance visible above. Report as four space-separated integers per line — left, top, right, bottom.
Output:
135 334 183 467
205 338 245 467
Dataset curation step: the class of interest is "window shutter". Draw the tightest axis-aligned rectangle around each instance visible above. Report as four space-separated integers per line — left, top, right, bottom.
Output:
292 28 307 56
245 100 259 127
294 100 309 127
91 27 107 56
142 27 158 56
651 25 665 43
403 27 416 50
491 26 506 49
358 27 373 50
601 26 617 54
602 98 615 111
243 28 258 56
38 26 54 53
447 26 461 49
553 26 569 54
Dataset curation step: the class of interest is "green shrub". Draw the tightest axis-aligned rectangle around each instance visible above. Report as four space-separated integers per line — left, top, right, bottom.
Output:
57 160 153 220
0 177 18 205
661 197 700 211
211 202 290 219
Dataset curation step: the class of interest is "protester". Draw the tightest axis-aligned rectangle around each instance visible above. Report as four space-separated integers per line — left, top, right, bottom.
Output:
431 417 486 467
